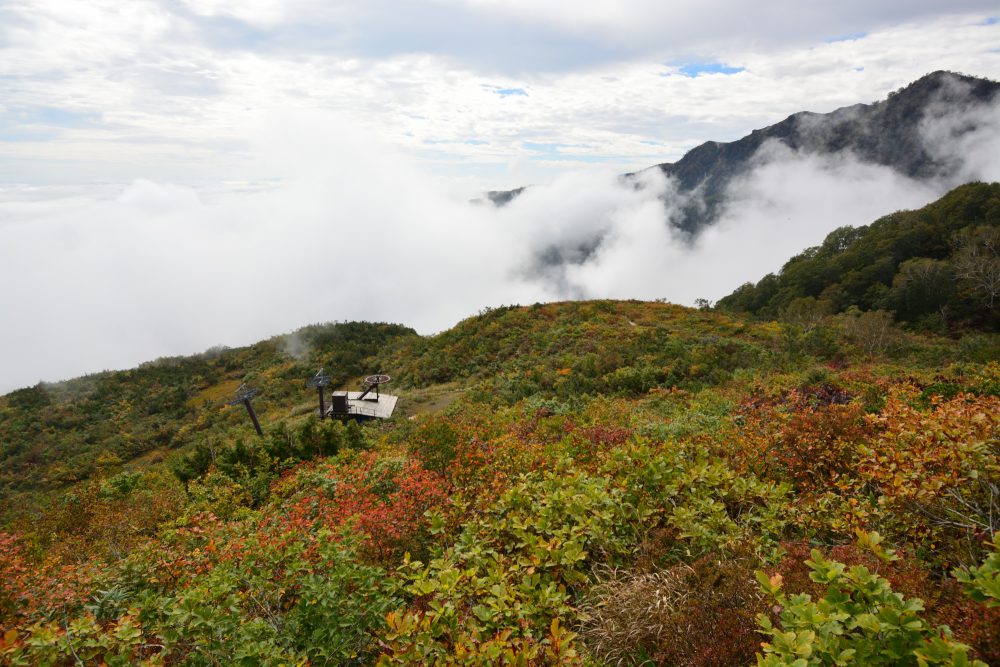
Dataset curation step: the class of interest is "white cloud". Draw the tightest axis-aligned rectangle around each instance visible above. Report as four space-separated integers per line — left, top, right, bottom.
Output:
1 5 999 190
919 82 1000 184
0 113 554 390
489 143 953 308
439 0 998 52
3 92 999 392
2 4 1000 391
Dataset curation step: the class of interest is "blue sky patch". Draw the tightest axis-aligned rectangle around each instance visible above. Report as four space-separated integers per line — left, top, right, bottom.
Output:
31 107 101 127
672 62 744 78
532 153 617 163
482 84 528 97
0 127 57 142
496 87 527 97
521 142 607 161
826 31 868 42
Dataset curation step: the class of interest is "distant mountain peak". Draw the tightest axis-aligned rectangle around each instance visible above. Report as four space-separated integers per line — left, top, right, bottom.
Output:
646 70 1000 231
485 71 1000 233
892 69 991 96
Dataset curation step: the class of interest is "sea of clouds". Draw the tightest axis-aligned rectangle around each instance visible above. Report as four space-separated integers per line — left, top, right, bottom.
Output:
1 96 998 392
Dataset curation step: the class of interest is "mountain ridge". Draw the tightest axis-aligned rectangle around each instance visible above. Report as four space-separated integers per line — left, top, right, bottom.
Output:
489 70 1000 233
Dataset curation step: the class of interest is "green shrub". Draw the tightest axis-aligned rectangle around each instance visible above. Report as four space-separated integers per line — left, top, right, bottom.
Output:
604 445 792 561
378 467 638 663
756 535 984 666
954 539 1000 608
5 530 398 666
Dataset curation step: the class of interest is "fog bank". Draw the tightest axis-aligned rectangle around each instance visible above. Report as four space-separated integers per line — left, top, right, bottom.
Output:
1 101 998 393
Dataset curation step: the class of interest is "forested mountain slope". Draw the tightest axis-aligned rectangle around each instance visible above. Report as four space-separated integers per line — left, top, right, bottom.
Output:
717 181 1000 331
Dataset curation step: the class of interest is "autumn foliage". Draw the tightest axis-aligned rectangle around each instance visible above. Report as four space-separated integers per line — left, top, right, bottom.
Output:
2 300 999 665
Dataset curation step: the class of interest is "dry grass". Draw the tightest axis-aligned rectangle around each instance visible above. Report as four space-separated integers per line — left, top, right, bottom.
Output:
581 566 695 666
580 556 764 667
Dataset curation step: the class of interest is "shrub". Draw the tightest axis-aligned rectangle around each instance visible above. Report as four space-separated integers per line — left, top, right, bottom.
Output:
408 415 460 476
841 309 899 359
3 529 399 666
855 390 1000 566
605 445 793 562
269 452 449 565
378 468 638 663
738 397 873 492
954 539 1000 608
756 534 984 666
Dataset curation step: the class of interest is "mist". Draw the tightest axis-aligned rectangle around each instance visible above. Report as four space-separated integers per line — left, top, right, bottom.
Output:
2 99 999 394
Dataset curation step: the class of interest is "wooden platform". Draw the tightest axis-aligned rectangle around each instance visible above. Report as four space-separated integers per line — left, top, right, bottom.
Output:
325 391 398 420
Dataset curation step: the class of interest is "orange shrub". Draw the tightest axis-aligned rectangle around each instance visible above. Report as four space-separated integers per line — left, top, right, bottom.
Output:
0 532 95 626
733 385 875 491
854 389 1000 564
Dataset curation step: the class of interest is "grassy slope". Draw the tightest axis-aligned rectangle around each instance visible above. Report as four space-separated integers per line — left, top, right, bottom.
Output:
1 298 999 664
0 321 417 517
1 298 991 515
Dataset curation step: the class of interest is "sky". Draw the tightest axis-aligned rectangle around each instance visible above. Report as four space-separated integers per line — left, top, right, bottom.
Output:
1 1 1000 391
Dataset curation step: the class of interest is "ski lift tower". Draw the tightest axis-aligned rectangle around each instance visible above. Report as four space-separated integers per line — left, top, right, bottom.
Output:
306 368 332 419
227 383 263 436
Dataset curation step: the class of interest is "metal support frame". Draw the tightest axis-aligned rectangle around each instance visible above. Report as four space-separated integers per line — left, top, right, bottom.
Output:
227 384 263 436
306 368 332 419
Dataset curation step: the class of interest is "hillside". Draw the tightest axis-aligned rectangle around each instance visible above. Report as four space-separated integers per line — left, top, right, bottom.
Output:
716 181 1000 331
0 302 783 512
2 296 999 665
489 71 1000 233
0 322 417 511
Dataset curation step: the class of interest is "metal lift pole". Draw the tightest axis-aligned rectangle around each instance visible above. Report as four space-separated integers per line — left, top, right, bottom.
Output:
228 384 263 436
244 399 263 436
306 369 332 419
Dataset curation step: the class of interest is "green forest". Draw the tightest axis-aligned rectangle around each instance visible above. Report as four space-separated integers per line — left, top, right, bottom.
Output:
1 184 999 665
717 182 1000 332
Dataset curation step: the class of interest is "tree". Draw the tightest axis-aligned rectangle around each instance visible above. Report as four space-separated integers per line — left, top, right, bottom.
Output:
954 225 1000 312
842 309 897 359
782 297 834 332
889 258 955 324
